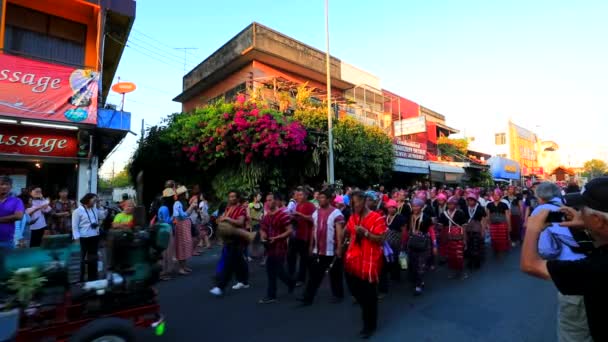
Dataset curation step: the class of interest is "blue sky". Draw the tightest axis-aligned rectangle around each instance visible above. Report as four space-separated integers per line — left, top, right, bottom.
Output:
101 0 608 176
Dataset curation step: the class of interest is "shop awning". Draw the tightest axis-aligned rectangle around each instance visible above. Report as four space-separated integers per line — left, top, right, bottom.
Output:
429 163 465 174
394 158 429 174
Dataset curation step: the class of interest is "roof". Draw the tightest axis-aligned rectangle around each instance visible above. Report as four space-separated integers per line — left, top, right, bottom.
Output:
550 166 575 176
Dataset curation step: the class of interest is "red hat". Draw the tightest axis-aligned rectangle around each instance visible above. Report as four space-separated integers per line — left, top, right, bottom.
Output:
385 199 398 208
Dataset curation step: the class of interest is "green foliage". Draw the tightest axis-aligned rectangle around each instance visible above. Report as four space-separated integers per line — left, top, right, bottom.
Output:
437 137 469 161
99 168 131 190
582 159 608 179
6 267 46 308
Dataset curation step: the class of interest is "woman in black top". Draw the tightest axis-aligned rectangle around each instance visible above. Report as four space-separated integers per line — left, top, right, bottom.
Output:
379 200 407 296
464 192 487 270
486 189 511 255
407 198 434 296
438 197 468 279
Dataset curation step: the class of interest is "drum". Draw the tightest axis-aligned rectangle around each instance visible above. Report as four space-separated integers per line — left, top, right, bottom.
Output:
217 221 255 243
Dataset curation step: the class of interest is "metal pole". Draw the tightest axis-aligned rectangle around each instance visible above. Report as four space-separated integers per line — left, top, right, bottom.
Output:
325 0 335 184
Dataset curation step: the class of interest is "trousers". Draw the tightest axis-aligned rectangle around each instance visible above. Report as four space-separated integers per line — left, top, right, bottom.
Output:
303 255 344 302
216 243 249 290
287 238 309 283
557 292 592 342
265 255 293 299
80 235 100 282
346 273 378 332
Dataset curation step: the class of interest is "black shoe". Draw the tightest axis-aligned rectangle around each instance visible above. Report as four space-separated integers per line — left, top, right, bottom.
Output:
258 297 277 304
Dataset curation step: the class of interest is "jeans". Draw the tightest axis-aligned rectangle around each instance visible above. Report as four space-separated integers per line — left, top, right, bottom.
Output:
80 235 100 282
303 255 344 302
287 238 309 283
265 255 293 299
216 243 249 290
346 273 378 332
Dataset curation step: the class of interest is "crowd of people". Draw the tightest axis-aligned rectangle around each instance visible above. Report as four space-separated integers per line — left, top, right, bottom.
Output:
2 173 606 341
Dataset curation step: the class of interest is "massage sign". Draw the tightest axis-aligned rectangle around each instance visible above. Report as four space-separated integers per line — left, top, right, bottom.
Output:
0 54 99 124
0 125 78 158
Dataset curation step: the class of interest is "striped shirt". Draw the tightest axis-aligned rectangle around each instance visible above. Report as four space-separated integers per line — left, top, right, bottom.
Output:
261 209 291 257
344 210 387 283
312 206 344 256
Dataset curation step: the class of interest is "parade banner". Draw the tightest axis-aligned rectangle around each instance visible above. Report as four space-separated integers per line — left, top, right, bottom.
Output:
0 54 99 124
0 124 78 157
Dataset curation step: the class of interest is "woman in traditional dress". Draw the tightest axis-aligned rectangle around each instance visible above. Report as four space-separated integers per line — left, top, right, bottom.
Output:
158 191 176 280
407 198 435 296
432 193 448 261
438 196 468 279
173 186 197 275
504 186 523 246
463 191 486 270
378 199 407 297
486 189 511 256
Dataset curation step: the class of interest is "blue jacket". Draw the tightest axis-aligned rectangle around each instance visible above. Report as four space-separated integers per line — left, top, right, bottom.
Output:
534 197 585 261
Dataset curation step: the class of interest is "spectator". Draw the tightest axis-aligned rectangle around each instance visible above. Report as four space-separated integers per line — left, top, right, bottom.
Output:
112 199 135 229
0 176 24 249
521 176 608 342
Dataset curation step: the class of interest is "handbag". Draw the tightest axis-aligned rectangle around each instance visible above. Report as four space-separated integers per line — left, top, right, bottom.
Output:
443 211 465 241
386 230 402 251
408 212 429 251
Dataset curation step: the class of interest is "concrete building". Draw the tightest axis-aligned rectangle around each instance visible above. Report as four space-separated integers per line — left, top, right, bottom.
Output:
0 0 135 199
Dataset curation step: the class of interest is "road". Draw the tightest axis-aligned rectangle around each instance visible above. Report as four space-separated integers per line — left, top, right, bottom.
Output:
138 245 557 342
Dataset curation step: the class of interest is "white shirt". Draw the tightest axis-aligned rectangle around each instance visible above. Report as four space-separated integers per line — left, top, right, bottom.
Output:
30 198 51 230
72 206 100 239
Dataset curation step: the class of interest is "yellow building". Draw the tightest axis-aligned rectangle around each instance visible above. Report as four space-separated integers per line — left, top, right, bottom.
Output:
507 121 540 176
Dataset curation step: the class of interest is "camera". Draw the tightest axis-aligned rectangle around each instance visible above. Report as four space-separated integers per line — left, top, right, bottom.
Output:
91 223 99 229
545 211 566 223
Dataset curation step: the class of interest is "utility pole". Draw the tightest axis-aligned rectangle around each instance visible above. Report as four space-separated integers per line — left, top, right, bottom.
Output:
174 47 198 74
325 0 335 184
140 119 144 145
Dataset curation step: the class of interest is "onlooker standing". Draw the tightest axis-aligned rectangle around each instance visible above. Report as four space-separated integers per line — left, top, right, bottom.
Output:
158 191 176 281
112 199 135 229
0 176 24 249
344 191 387 339
521 176 608 342
301 190 345 305
173 186 196 275
288 188 316 286
72 193 101 282
14 193 33 248
29 186 52 247
258 192 295 304
533 182 593 342
51 188 76 235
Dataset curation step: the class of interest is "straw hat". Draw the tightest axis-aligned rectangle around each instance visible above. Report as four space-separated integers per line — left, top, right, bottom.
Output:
162 188 176 197
176 186 188 196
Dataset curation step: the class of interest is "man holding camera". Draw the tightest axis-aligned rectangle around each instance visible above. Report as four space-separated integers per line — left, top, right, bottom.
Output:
521 177 608 342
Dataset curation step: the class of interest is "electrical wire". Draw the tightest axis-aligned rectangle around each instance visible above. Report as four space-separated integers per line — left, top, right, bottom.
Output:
106 33 184 71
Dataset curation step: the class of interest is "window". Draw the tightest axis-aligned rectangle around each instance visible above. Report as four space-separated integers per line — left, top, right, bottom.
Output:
495 133 506 145
225 83 246 102
4 4 87 67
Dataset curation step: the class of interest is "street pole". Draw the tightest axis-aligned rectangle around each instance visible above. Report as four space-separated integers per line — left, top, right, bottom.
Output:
325 0 335 184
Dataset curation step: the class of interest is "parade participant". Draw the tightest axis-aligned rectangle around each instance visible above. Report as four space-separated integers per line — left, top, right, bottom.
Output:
532 182 593 342
51 188 75 235
188 186 203 256
486 189 511 255
0 176 24 249
432 193 448 220
258 192 295 304
455 189 468 212
407 198 435 296
335 195 351 223
211 190 249 296
464 192 486 270
379 199 407 296
300 189 345 305
173 186 196 275
396 190 412 221
521 177 608 342
505 186 523 246
288 188 316 286
438 196 468 279
433 193 448 260
247 192 264 232
112 199 135 229
364 190 382 216
29 186 52 247
344 191 387 339
158 191 176 281
72 193 100 281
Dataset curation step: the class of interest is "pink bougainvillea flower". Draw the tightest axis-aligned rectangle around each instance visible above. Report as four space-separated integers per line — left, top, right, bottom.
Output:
236 94 246 104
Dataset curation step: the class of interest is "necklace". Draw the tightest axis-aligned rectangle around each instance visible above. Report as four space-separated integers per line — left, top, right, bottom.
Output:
386 214 396 226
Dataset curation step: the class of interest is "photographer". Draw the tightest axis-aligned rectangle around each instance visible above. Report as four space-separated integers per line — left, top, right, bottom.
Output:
521 177 608 342
532 182 593 342
72 193 101 282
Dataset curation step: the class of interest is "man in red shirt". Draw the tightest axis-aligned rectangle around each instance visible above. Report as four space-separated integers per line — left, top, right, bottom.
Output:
299 189 345 305
259 192 295 304
288 188 316 286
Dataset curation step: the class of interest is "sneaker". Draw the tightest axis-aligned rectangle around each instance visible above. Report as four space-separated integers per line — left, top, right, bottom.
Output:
258 297 277 304
232 282 250 290
210 287 223 296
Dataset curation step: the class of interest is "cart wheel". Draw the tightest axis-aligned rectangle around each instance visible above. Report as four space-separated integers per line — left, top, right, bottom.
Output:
69 318 136 342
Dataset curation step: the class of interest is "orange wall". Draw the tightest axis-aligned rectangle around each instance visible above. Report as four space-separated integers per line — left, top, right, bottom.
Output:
2 0 100 69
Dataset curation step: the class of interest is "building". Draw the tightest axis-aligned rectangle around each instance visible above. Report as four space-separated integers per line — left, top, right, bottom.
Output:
0 0 135 199
174 23 465 185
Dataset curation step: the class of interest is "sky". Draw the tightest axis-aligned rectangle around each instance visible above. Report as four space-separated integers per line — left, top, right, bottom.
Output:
100 0 608 177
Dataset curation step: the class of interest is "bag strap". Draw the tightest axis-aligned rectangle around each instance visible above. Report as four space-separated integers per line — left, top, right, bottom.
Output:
443 210 461 233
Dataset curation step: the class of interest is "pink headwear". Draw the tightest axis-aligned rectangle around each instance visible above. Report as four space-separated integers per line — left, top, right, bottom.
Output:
436 193 448 201
412 198 425 207
334 195 344 205
493 188 503 197
465 191 478 200
447 196 459 204
385 199 398 208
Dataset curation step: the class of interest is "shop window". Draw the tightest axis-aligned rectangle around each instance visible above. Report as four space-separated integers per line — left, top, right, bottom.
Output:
4 4 87 67
495 133 506 145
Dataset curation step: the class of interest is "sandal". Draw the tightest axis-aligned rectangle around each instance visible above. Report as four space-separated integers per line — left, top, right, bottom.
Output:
178 270 190 275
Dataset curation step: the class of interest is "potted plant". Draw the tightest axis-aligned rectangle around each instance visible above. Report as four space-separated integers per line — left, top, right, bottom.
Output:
0 267 47 341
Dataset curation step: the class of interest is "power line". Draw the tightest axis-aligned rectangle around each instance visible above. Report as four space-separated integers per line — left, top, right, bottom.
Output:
128 34 189 61
126 39 187 66
106 34 184 71
174 47 199 73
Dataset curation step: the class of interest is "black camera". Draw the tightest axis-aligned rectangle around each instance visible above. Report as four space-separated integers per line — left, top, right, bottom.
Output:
545 211 566 223
91 223 100 229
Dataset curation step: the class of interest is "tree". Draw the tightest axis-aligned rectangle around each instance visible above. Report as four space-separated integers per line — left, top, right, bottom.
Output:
98 168 131 190
437 137 469 161
582 159 608 179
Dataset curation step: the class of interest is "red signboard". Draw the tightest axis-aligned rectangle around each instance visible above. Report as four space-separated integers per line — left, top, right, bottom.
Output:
0 54 99 124
0 125 78 157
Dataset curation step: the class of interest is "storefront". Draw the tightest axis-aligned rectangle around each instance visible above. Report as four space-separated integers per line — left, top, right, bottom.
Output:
429 162 465 184
488 156 521 183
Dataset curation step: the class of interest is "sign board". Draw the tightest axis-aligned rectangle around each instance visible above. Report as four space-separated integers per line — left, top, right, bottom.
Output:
0 54 99 124
111 82 137 94
0 124 78 157
393 116 426 136
394 140 427 161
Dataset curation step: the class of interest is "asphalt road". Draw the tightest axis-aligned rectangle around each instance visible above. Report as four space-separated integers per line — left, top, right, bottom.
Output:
138 244 557 342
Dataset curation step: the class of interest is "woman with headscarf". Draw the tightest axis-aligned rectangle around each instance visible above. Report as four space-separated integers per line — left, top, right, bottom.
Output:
173 185 197 275
344 191 387 339
406 198 435 296
432 193 449 261
486 189 511 256
438 196 468 279
378 199 407 297
463 191 486 270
